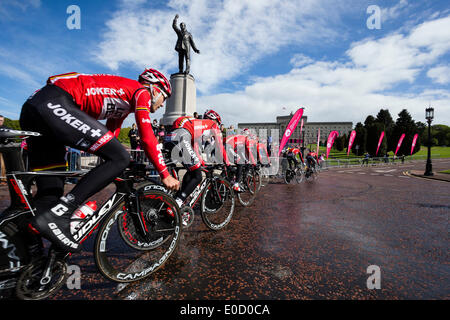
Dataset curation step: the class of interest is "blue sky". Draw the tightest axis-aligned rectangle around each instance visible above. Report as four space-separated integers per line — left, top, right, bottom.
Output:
0 0 449 127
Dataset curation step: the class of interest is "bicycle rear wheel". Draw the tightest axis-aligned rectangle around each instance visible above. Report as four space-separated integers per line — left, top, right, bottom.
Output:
94 190 181 283
237 172 257 206
201 177 235 230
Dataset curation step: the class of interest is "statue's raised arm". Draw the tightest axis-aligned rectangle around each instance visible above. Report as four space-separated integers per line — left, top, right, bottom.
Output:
172 14 180 33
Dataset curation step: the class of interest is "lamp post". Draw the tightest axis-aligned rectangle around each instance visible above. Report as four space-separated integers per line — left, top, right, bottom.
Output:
424 107 434 176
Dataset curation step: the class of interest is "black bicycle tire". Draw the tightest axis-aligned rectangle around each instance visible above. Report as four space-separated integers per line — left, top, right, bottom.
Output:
93 190 182 283
200 178 235 230
237 172 257 206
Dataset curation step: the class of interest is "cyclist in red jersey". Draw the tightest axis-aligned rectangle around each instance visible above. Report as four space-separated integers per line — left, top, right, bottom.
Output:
225 129 257 192
256 141 271 166
19 69 179 252
286 146 303 170
166 109 229 210
305 149 318 171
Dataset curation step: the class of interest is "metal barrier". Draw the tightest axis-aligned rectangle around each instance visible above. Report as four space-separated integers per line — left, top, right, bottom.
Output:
320 154 442 169
68 149 445 176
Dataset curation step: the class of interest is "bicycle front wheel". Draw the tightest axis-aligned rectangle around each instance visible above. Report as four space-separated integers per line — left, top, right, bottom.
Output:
94 190 182 283
201 177 235 230
295 167 304 184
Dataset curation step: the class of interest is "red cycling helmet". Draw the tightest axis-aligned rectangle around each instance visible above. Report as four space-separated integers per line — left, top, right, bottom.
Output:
138 68 172 98
204 109 222 125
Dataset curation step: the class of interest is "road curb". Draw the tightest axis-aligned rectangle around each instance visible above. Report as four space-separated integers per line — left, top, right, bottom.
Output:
405 170 450 183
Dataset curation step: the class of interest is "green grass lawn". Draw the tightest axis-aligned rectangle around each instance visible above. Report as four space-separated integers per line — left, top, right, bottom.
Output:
439 169 450 174
413 146 450 158
303 145 450 159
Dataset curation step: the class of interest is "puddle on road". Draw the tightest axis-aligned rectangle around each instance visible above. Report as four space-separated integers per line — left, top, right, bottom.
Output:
417 203 450 209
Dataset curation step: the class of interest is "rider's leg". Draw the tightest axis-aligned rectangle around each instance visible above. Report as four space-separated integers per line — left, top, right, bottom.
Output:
177 168 202 202
233 149 246 192
19 85 130 252
170 129 202 206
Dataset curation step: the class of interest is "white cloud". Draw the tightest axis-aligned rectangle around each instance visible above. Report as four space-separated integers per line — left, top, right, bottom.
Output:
96 0 345 93
196 15 450 126
290 54 314 68
381 0 408 22
427 65 450 84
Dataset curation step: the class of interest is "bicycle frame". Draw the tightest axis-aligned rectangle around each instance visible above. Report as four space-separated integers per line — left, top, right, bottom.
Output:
0 142 154 247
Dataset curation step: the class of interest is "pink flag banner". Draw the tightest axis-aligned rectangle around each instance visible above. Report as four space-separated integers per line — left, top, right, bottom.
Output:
299 118 304 136
376 131 385 156
278 108 304 156
411 133 418 155
316 128 320 156
347 130 356 156
395 133 406 156
326 131 339 159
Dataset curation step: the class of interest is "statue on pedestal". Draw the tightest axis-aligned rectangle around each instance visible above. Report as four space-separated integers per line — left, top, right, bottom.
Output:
172 14 200 75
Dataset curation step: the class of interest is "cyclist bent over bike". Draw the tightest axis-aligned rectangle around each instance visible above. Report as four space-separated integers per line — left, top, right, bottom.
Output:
19 69 180 253
286 147 303 170
166 110 230 209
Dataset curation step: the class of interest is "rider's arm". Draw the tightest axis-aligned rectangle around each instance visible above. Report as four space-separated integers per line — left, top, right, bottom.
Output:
134 92 169 179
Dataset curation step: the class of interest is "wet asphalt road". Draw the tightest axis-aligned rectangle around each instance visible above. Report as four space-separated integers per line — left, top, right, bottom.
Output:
1 159 449 300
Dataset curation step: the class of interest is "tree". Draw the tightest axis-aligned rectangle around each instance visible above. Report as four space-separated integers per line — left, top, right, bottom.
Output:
375 109 395 151
335 135 345 151
432 125 450 146
118 127 131 146
392 109 419 156
4 117 21 130
364 115 382 156
352 122 367 156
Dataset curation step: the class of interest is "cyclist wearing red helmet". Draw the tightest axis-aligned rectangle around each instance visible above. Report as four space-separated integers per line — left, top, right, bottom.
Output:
19 68 179 252
225 128 257 192
166 109 229 211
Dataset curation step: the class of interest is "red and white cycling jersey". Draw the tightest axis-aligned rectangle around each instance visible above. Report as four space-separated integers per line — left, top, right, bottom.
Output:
47 72 169 179
172 116 230 166
225 134 256 165
257 142 271 164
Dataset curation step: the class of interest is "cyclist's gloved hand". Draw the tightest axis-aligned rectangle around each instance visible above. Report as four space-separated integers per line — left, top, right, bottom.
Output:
162 175 180 191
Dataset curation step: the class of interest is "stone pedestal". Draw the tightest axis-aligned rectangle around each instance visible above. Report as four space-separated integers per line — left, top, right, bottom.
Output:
161 73 196 126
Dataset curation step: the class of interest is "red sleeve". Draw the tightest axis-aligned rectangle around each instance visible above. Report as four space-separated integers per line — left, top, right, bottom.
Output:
246 138 256 165
134 90 169 179
213 124 230 166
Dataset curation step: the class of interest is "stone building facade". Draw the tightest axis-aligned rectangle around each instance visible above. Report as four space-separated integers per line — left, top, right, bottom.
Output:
238 114 353 146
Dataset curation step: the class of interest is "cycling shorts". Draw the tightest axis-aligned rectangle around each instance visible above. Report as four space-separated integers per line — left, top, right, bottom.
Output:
19 84 115 171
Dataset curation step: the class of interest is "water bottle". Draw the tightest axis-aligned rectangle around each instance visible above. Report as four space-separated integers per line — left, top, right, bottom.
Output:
70 201 97 234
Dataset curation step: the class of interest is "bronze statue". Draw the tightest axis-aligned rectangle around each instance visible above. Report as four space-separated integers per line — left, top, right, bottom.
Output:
173 14 200 74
